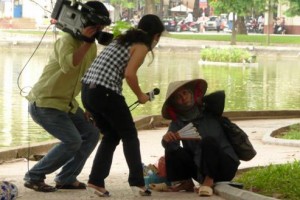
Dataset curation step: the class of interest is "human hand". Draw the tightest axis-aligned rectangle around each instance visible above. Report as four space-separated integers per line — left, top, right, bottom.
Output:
81 26 99 39
162 131 180 143
50 19 57 24
137 93 150 104
84 110 96 126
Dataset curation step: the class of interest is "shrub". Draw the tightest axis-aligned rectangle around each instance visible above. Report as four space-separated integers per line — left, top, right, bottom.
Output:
110 21 133 37
200 48 253 63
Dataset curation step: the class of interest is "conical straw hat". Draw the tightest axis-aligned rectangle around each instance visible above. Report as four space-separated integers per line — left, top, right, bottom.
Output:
161 79 207 119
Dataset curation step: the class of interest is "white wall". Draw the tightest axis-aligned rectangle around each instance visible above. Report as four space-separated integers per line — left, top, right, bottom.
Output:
22 0 48 18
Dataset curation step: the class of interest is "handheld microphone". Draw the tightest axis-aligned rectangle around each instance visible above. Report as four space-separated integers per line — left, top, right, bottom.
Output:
147 88 160 101
128 88 160 110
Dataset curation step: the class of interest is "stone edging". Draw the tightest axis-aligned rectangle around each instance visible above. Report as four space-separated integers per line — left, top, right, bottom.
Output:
1 110 300 162
262 124 300 147
198 60 259 67
215 184 277 200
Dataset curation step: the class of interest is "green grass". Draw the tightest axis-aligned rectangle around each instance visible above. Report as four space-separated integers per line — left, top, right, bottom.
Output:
234 124 300 199
234 160 300 200
3 29 300 46
281 124 300 140
168 34 300 46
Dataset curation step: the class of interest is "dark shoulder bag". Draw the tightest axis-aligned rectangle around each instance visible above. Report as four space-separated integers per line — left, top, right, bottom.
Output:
220 116 257 161
203 91 256 161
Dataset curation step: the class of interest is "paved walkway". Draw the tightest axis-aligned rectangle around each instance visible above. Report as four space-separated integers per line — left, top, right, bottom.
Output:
1 118 300 200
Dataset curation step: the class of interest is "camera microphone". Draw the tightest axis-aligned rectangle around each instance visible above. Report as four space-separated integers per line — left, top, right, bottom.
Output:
147 88 160 101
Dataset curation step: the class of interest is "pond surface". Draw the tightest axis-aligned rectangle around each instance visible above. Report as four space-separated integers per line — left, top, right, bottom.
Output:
1 48 300 148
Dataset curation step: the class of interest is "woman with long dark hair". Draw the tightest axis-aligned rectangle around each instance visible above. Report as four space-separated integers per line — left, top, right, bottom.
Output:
81 14 165 197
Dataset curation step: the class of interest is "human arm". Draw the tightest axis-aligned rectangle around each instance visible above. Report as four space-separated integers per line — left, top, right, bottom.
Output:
84 110 96 126
161 131 182 153
161 122 182 151
72 26 99 66
162 131 181 143
124 43 149 104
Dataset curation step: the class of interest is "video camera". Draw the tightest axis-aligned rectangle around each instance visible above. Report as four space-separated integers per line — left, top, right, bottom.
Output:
51 0 113 45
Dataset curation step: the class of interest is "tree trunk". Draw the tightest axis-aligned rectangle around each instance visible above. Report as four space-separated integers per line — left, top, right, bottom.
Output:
145 0 156 14
193 0 200 19
236 16 247 35
128 0 133 20
159 0 164 18
231 13 237 45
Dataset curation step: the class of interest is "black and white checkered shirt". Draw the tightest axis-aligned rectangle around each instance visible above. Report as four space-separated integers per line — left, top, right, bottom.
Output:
82 41 130 95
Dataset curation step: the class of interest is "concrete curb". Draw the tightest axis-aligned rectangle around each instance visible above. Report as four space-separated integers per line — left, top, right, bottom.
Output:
215 184 277 200
262 126 300 147
0 140 58 162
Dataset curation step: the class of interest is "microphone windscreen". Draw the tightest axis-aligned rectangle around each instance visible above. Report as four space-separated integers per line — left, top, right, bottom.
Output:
153 88 160 95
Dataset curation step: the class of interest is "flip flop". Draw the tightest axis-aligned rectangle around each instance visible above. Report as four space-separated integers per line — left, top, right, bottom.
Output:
55 182 86 189
198 185 213 196
131 186 152 196
86 186 110 197
149 183 170 192
24 181 57 192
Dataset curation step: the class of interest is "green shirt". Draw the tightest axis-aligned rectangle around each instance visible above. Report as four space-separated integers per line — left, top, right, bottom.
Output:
26 34 97 113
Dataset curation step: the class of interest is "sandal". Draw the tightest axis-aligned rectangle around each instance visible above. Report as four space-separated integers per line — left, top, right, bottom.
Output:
131 186 151 196
55 181 86 189
86 186 110 197
149 183 171 192
198 185 213 196
24 181 57 192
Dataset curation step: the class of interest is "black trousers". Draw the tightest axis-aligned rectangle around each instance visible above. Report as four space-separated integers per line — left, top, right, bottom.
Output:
81 84 145 187
165 137 239 183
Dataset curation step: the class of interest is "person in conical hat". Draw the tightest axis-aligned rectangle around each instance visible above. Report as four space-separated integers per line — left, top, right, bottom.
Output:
150 79 240 196
161 79 208 121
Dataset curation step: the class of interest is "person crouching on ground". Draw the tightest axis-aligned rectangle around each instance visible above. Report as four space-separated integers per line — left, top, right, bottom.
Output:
24 1 111 192
81 14 165 197
157 79 240 196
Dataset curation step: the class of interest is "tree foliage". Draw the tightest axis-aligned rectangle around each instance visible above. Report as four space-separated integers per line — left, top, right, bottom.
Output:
209 0 270 44
282 0 300 16
209 0 267 17
110 0 135 9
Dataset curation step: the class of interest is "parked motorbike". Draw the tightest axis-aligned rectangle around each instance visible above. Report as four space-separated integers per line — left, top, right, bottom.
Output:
176 20 199 32
246 19 263 33
162 17 178 32
274 25 286 34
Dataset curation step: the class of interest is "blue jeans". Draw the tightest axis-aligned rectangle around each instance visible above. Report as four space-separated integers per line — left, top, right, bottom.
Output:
24 102 99 184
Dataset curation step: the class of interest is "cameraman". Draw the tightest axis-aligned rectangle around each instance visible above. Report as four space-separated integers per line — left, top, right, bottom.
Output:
24 1 111 192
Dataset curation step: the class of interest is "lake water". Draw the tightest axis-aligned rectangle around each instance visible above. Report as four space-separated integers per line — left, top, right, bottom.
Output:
1 47 300 148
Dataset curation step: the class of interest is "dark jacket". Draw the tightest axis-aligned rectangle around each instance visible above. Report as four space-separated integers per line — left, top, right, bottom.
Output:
162 91 240 168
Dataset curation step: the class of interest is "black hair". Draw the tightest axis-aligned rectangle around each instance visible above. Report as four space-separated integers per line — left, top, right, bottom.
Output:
81 1 111 27
116 14 165 50
82 1 109 17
